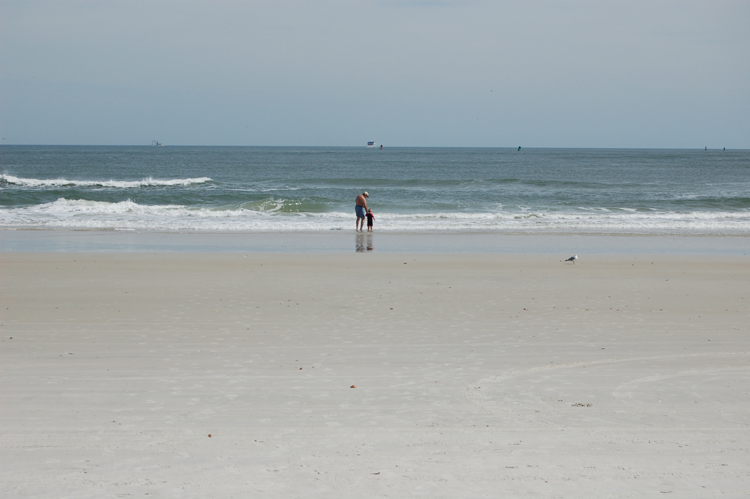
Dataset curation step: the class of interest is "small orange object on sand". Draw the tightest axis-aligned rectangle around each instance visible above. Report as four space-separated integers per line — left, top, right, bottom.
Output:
208 434 212 438
350 385 357 388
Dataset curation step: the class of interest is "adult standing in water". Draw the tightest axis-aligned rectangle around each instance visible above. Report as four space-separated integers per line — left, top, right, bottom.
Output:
355 191 369 231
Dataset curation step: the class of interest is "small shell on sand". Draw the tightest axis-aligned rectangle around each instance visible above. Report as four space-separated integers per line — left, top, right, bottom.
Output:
350 385 357 388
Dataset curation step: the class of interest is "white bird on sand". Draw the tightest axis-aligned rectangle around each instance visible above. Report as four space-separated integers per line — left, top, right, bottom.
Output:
565 254 578 262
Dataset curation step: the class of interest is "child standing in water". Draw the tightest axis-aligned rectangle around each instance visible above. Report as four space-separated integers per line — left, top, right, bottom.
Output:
366 209 375 232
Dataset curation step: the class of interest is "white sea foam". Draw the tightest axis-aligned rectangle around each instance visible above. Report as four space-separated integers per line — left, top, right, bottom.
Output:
1 198 749 234
0 174 212 188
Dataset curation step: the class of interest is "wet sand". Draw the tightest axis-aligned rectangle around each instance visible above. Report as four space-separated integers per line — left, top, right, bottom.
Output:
2 229 749 255
1 251 749 497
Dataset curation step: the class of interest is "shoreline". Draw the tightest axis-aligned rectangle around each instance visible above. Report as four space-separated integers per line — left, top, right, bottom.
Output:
2 229 749 254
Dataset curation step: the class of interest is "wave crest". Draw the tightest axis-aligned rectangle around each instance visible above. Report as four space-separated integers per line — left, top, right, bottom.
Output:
1 198 749 234
0 174 212 188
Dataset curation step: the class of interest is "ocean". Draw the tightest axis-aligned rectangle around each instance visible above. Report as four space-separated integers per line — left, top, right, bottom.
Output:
1 146 749 235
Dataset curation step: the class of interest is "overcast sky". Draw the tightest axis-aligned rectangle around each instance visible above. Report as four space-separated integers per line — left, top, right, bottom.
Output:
1 0 748 147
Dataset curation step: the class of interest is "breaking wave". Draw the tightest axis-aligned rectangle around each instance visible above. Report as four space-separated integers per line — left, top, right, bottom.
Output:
1 198 749 234
0 174 212 188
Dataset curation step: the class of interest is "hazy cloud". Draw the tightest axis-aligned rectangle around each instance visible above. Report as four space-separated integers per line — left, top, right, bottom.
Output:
1 0 748 147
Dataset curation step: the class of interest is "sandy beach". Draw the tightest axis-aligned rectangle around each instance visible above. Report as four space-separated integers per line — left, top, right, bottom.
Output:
2 249 749 497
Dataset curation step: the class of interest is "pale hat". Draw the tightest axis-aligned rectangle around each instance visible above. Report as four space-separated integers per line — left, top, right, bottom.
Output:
363 191 369 197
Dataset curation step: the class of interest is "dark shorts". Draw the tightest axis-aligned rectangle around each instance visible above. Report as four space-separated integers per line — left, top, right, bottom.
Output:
355 205 366 218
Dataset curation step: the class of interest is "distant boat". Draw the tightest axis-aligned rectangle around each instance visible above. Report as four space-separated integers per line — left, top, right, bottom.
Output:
152 140 164 146
367 141 376 148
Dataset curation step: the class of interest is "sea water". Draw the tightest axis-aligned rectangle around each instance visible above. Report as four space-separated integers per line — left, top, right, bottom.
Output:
1 146 748 235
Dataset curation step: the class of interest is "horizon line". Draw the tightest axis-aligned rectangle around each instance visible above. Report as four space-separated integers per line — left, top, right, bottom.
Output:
0 144 744 151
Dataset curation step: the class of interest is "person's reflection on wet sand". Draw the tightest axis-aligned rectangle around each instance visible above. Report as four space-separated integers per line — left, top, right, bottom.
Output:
366 234 373 251
355 233 365 252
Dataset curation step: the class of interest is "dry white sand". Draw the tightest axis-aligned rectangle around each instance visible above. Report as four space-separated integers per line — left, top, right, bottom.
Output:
1 252 749 497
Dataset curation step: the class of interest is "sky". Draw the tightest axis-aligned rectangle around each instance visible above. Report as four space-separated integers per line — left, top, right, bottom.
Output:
1 0 748 148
